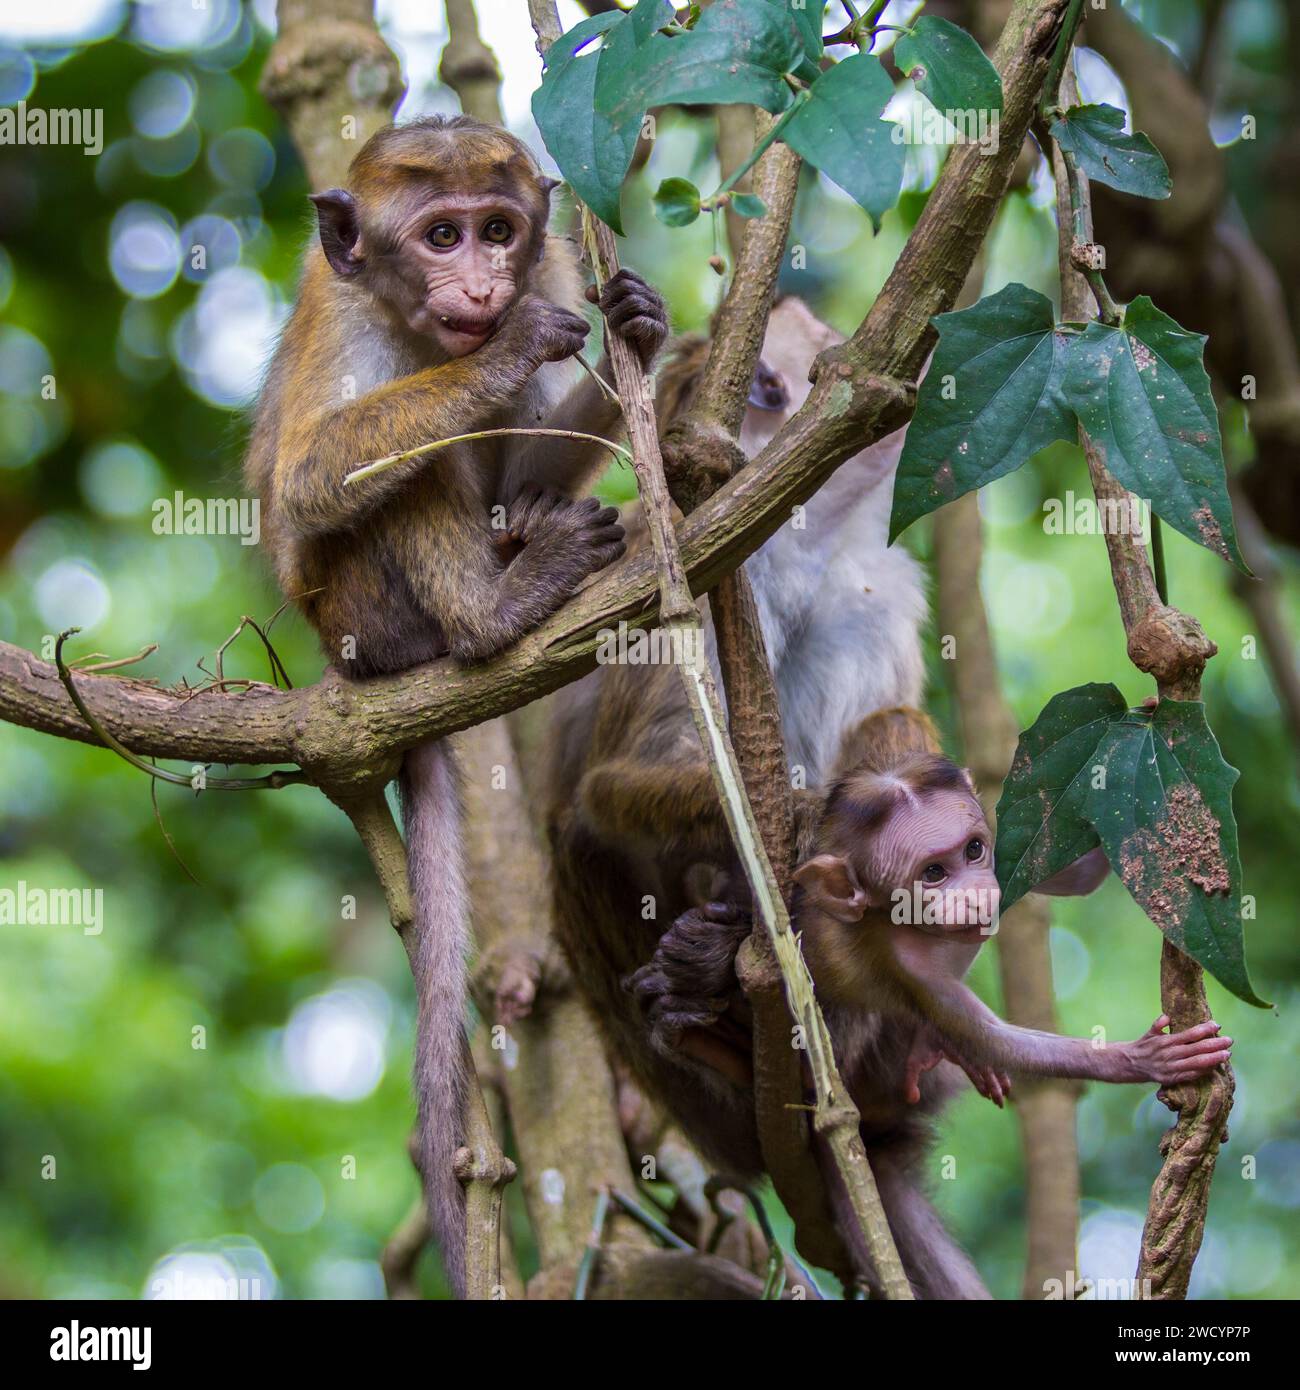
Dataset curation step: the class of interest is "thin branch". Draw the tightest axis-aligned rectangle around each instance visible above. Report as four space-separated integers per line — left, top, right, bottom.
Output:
573 1188 611 1299
345 428 627 486
54 630 307 792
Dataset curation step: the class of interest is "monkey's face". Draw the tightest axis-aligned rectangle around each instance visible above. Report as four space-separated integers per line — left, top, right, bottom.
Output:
397 197 545 353
383 193 540 352
878 789 999 940
311 184 545 355
795 788 999 941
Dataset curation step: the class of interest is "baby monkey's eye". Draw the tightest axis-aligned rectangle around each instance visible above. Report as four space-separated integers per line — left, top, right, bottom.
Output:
921 864 946 885
482 218 513 244
427 223 460 248
965 838 985 862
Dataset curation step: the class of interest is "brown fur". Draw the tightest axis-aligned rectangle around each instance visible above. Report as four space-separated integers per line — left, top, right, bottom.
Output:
245 115 666 1297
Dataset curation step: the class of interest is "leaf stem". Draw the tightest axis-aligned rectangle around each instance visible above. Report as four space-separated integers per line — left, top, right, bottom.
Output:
711 89 808 202
1041 0 1086 121
345 427 628 485
54 631 307 791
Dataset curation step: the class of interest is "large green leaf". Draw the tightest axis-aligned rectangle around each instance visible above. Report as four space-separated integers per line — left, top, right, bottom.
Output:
995 683 1124 909
1086 702 1267 1007
1050 103 1171 201
596 0 801 133
1063 296 1246 570
889 284 1076 540
531 10 638 233
780 52 904 228
996 685 1267 1007
894 15 1002 121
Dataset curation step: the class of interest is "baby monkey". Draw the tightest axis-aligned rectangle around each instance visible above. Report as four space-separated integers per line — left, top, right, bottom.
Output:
625 707 1232 1298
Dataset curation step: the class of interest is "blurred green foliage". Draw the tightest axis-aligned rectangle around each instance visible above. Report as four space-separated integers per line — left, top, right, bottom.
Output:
0 0 1296 1300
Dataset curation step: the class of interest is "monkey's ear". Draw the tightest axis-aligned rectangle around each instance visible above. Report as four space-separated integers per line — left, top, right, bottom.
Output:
310 189 364 277
793 854 873 924
537 175 560 197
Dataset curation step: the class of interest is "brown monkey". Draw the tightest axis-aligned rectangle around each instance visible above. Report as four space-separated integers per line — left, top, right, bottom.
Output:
545 302 1230 1298
245 115 667 1296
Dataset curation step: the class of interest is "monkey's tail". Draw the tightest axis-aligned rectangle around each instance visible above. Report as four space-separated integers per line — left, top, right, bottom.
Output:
400 738 470 1299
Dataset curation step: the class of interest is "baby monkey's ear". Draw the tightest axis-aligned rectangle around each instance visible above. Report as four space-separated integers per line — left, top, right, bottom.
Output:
793 854 874 923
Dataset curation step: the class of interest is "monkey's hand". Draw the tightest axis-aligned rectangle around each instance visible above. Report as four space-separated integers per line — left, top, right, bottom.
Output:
903 1026 1011 1109
1115 1015 1232 1084
625 901 751 1053
587 270 669 368
504 487 625 588
498 293 590 367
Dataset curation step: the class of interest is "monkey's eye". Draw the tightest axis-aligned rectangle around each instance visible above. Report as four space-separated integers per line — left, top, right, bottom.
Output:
427 223 461 249
482 218 513 245
964 839 985 862
921 864 946 885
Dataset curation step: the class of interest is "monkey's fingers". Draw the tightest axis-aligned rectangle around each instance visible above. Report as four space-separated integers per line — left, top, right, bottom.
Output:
598 269 669 365
981 1069 1007 1108
1164 1019 1222 1044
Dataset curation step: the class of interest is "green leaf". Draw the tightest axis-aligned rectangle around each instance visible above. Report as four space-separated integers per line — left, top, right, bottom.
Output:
997 686 1267 1007
653 176 702 226
1050 103 1171 200
786 0 825 82
531 10 638 233
995 683 1126 910
596 0 801 132
889 284 1076 541
1063 297 1246 570
781 53 905 228
894 15 1003 122
1086 702 1267 1007
729 192 767 218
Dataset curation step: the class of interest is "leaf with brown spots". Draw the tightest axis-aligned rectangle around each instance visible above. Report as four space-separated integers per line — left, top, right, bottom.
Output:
1063 297 1248 572
995 682 1124 909
890 284 1077 541
1085 700 1267 1007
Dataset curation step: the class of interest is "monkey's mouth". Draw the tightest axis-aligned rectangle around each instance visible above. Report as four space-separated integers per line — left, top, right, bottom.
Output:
437 313 498 339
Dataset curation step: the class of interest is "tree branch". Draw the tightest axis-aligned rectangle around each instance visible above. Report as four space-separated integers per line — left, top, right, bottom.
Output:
440 0 505 126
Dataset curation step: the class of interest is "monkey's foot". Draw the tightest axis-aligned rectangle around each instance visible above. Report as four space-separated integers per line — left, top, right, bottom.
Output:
625 901 752 1066
588 269 669 368
903 1027 1011 1108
